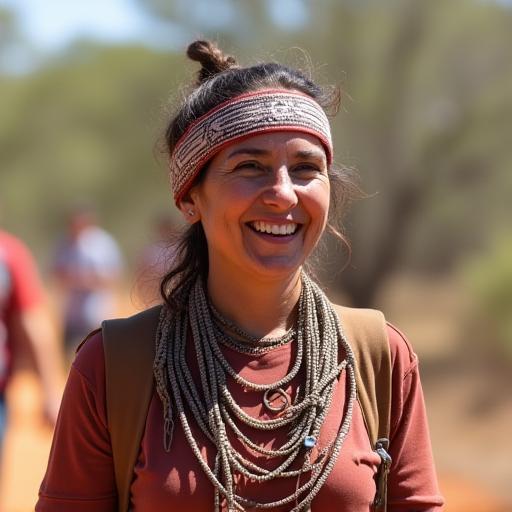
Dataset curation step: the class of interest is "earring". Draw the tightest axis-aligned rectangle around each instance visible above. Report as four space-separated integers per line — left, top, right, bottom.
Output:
187 209 195 217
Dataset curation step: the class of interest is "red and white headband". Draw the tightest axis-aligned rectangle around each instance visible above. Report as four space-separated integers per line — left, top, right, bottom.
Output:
170 89 333 203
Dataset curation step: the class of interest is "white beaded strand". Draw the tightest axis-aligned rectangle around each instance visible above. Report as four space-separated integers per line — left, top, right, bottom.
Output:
153 273 357 510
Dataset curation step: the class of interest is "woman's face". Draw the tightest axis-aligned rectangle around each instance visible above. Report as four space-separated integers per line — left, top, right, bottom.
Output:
180 131 330 282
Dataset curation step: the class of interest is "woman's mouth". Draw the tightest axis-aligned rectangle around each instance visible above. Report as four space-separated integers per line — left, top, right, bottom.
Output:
248 221 299 236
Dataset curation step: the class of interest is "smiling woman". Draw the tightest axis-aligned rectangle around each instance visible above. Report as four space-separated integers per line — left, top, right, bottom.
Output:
36 40 444 512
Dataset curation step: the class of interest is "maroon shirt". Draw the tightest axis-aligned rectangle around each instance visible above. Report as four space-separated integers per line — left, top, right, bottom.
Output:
37 322 443 511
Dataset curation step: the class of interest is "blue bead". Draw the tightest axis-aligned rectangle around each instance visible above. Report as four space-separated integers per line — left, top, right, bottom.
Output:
304 435 316 448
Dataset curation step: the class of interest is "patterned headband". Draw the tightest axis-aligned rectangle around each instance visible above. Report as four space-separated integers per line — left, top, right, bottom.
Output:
170 89 333 203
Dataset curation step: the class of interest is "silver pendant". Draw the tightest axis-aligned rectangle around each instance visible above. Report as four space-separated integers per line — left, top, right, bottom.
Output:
263 387 290 412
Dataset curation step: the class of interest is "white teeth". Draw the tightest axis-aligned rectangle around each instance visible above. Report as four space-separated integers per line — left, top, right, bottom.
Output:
252 222 298 235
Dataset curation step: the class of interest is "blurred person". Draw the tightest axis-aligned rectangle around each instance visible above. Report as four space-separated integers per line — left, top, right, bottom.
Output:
134 213 179 307
0 228 63 454
37 41 443 511
52 207 123 358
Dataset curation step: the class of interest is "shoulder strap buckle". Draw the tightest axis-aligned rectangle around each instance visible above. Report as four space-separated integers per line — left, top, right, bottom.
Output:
373 437 392 510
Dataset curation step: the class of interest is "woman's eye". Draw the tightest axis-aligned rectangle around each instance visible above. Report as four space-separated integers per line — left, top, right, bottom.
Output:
235 161 265 171
293 163 322 174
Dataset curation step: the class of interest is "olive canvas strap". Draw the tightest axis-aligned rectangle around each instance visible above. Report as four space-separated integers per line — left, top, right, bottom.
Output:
102 305 161 512
333 305 392 511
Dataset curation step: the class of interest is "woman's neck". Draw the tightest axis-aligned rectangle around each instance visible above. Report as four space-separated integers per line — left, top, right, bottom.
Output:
206 269 302 339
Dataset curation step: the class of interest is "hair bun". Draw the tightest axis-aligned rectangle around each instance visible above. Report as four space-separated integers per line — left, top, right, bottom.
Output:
187 40 238 84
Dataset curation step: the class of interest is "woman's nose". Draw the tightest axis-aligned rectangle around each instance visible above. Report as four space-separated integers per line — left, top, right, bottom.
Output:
261 166 298 210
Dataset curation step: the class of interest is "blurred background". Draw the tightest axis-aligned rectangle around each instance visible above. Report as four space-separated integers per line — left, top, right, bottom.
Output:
0 0 511 510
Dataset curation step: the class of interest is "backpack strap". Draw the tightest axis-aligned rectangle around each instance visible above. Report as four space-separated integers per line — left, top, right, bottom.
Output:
102 305 162 512
332 304 392 511
332 305 391 443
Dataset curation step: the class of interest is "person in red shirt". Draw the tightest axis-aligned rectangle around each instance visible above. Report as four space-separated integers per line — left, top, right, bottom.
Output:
0 229 63 453
37 41 444 511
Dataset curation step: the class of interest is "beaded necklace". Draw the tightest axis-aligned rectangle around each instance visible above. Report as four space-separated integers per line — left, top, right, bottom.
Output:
154 273 356 511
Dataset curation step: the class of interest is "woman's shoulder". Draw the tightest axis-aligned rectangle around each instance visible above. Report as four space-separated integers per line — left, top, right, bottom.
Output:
73 305 164 386
72 328 106 389
332 302 419 377
386 322 419 377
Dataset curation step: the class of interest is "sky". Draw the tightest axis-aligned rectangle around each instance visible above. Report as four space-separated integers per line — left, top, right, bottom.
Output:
1 0 509 58
0 0 308 54
0 0 152 50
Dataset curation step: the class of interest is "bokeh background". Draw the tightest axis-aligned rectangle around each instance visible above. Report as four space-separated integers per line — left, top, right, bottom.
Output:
0 0 511 510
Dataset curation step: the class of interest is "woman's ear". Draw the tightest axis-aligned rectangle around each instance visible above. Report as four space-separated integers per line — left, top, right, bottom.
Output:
177 190 201 224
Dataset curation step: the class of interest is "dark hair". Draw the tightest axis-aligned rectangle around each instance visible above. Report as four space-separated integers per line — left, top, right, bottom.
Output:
160 40 359 309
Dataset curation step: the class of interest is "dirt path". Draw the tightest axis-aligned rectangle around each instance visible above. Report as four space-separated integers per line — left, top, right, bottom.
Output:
0 372 54 512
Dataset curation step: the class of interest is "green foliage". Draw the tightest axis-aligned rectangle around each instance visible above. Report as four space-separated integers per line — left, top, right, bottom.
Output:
465 235 512 356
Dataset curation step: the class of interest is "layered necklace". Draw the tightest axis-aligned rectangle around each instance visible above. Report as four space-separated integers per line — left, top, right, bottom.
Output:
154 273 356 511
